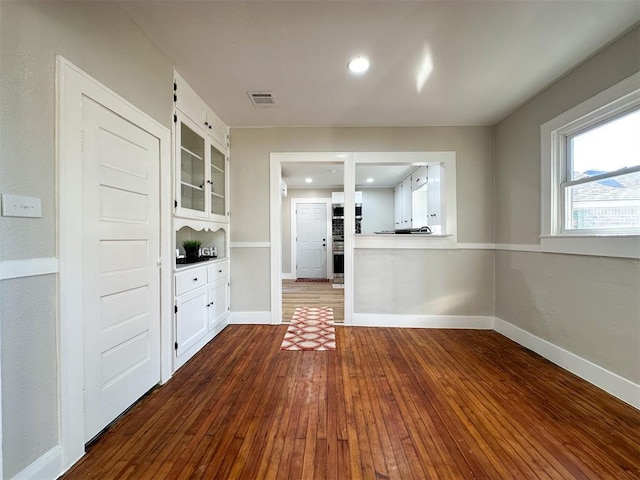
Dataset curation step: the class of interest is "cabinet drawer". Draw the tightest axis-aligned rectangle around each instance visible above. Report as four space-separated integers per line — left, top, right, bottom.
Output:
175 266 208 296
208 260 229 283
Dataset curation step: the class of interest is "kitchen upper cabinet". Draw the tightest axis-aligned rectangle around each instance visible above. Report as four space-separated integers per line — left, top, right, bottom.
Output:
394 184 403 228
393 177 412 228
411 165 428 190
401 176 412 227
427 165 444 232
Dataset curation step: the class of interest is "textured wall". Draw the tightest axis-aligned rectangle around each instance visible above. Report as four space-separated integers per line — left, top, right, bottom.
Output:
355 249 495 316
0 2 172 477
0 276 58 477
493 27 640 383
496 252 640 382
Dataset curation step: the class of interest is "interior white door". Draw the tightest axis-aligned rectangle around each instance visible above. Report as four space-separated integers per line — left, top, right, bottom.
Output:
82 97 161 442
296 203 327 279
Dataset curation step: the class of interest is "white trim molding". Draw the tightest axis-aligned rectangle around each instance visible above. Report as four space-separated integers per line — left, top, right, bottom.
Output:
494 318 640 409
540 235 639 259
229 311 273 325
11 445 62 480
351 314 495 329
0 258 59 280
230 242 271 248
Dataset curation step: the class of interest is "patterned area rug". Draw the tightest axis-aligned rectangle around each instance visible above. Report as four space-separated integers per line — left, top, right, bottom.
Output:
280 307 336 351
295 278 330 283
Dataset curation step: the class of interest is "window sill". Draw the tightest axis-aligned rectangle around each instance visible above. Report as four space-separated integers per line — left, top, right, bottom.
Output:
540 235 639 259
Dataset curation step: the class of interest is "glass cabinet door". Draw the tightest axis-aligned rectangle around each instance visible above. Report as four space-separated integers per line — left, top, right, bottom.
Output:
210 143 226 216
180 121 206 213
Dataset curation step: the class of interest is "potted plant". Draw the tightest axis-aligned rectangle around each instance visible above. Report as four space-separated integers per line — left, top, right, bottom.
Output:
182 239 201 261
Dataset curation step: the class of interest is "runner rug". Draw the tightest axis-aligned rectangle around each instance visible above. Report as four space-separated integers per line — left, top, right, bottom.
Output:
280 307 336 351
295 278 330 283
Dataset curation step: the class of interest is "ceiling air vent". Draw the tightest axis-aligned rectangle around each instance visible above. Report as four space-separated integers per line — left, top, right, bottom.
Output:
247 91 275 108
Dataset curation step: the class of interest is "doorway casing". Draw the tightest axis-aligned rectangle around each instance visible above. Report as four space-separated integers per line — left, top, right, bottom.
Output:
270 153 355 325
56 57 173 473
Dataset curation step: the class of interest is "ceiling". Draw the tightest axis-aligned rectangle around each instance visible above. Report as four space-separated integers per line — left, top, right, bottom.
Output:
120 0 639 128
281 163 416 188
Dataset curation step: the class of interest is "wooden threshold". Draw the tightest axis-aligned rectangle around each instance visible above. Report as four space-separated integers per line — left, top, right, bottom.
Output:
61 325 640 479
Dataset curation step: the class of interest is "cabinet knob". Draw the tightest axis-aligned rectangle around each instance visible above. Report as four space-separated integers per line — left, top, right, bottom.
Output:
219 269 223 273
193 277 198 281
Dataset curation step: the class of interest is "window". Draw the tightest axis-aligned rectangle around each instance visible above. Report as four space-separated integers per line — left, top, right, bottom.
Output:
541 72 640 258
563 108 640 233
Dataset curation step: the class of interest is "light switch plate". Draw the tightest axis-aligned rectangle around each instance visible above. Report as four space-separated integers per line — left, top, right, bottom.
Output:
1 194 42 218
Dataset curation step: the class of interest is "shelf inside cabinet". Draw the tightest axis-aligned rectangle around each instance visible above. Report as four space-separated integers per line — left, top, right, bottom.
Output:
181 181 204 191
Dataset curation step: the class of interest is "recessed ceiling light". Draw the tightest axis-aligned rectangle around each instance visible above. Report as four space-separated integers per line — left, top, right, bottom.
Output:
305 177 313 183
348 56 370 74
366 177 374 183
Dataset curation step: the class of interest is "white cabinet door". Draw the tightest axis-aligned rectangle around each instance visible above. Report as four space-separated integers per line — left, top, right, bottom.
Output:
208 280 229 331
176 287 208 357
412 166 428 190
176 114 207 217
401 176 412 227
394 184 403 229
175 72 205 126
427 165 443 232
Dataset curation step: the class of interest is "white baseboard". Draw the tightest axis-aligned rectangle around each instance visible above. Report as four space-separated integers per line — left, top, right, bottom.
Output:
281 273 296 280
11 445 62 480
229 311 273 325
351 314 495 329
494 317 640 409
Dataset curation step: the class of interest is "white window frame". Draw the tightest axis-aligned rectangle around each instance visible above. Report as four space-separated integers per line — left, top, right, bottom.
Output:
541 72 640 259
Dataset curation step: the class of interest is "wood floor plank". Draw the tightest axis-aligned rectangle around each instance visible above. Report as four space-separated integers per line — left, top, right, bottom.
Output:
62 325 640 480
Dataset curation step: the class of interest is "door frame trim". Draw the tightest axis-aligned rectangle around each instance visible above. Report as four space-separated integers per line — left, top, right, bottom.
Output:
56 57 172 470
291 198 332 280
269 153 353 325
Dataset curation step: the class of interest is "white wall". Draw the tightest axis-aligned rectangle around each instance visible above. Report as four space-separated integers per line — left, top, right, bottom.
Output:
493 26 640 383
0 2 173 477
359 188 394 234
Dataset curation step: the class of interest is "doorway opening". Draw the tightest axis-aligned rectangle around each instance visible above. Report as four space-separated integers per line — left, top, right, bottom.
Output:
272 155 348 324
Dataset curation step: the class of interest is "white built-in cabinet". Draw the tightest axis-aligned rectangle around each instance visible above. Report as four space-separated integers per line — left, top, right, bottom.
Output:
173 71 230 371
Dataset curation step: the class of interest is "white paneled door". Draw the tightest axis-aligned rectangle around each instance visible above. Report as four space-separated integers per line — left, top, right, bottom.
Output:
296 203 327 279
82 97 161 442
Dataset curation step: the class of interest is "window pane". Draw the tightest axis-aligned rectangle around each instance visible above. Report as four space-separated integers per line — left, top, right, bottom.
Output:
569 108 640 180
565 170 640 230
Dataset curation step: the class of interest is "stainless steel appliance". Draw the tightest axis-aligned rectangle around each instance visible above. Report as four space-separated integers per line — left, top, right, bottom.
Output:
332 203 362 284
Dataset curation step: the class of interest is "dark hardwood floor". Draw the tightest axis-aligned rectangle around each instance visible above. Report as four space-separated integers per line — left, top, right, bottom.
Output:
62 325 640 479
